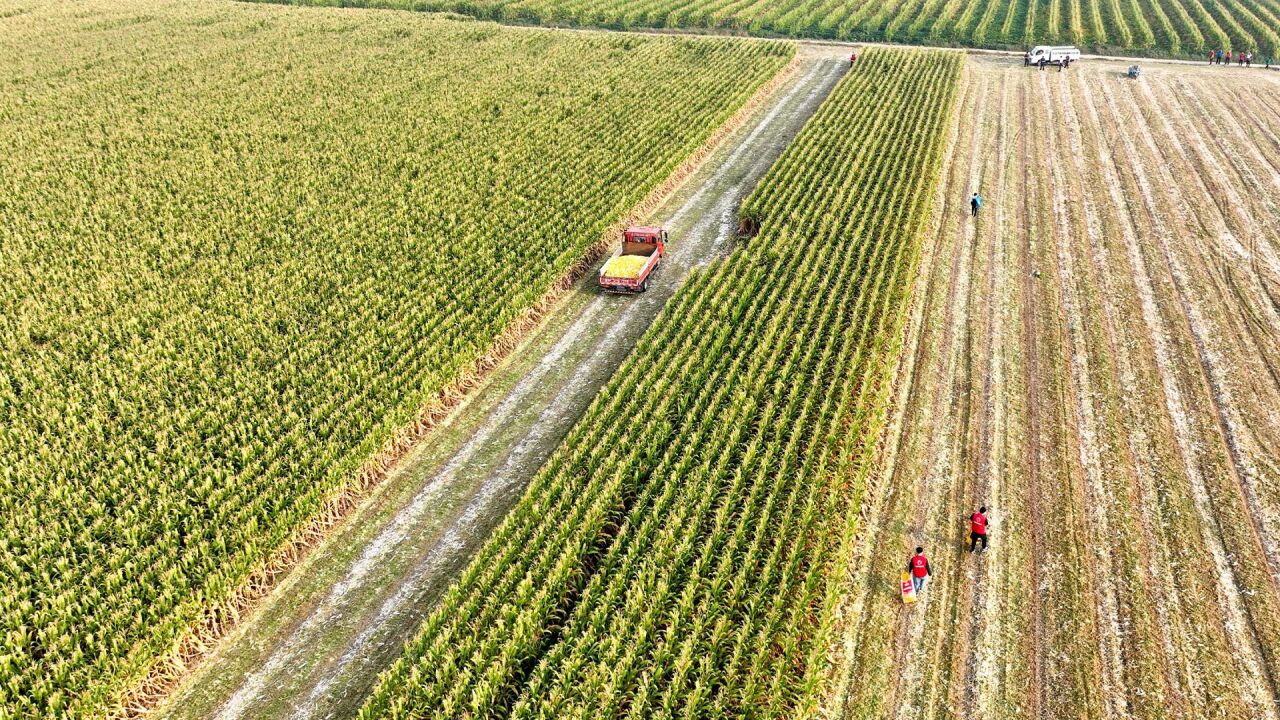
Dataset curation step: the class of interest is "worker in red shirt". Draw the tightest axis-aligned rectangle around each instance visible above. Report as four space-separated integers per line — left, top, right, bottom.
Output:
969 506 989 553
908 547 931 594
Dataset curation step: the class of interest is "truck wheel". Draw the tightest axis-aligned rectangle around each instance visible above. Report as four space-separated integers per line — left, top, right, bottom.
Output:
641 278 650 292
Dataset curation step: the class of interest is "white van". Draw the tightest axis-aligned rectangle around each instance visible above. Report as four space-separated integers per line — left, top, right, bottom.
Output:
1025 46 1082 66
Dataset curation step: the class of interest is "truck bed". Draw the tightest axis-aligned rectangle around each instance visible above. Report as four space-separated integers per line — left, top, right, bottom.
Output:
599 243 661 292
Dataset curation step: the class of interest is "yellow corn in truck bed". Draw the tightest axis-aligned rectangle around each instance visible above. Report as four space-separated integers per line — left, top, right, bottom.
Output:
602 254 649 279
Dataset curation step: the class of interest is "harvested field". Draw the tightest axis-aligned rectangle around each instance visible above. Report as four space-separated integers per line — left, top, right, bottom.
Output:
827 57 1280 719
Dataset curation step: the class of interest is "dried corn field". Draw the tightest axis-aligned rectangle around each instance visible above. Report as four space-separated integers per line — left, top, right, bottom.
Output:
827 57 1280 719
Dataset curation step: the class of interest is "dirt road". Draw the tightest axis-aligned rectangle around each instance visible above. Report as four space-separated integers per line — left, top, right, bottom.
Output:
152 46 848 720
828 57 1280 719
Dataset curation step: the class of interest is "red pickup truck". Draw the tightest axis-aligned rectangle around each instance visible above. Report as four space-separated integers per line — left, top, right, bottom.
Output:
598 226 666 293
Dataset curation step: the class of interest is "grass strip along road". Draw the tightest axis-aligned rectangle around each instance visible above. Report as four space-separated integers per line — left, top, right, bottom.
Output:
355 46 963 720
0 2 791 717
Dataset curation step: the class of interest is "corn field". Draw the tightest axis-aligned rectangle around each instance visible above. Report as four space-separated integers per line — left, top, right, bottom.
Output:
0 2 793 717
354 47 963 720
273 0 1280 57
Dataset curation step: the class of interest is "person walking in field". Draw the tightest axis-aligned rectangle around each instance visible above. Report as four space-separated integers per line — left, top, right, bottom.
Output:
969 506 989 553
1239 51 1246 66
908 548 932 595
1208 49 1215 64
1218 48 1225 64
970 192 982 217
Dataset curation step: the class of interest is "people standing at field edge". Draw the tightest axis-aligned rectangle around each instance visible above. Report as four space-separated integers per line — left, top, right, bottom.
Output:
1246 53 1253 67
969 507 989 553
970 192 982 217
908 548 932 595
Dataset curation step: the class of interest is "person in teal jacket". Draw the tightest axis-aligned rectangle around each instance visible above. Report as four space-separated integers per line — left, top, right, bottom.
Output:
970 192 982 217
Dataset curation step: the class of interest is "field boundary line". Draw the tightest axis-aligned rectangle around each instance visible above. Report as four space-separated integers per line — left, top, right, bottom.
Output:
104 50 803 720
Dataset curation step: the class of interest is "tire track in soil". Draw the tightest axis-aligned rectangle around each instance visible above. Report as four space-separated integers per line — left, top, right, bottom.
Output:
1090 67 1280 719
1123 72 1280 496
1171 77 1280 239
1186 81 1280 418
1157 78 1280 316
1092 71 1269 719
1161 77 1280 398
1158 77 1280 420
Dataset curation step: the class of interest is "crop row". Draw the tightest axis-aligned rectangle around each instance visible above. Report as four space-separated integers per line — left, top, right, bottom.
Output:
0 1 792 717
354 47 963 720
274 0 1280 56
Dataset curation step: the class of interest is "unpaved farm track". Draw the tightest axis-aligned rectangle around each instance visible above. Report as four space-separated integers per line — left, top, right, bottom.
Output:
828 57 1280 720
153 47 848 720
